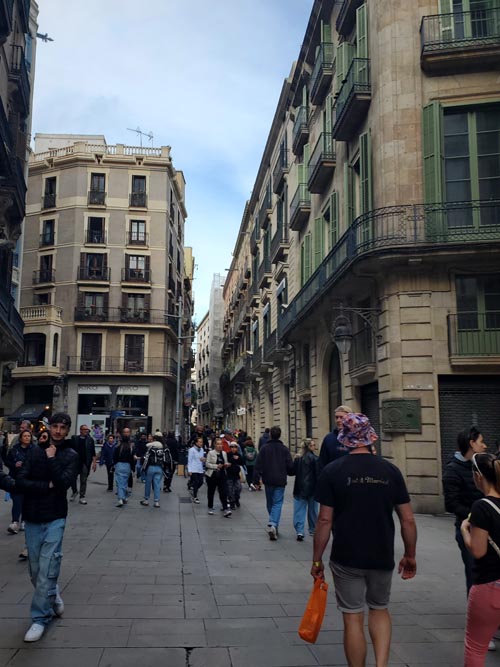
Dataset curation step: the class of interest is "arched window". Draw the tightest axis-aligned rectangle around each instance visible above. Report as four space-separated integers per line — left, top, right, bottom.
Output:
52 333 59 367
22 334 46 367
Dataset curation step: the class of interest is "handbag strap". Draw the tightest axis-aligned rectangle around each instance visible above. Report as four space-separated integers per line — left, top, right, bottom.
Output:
481 498 500 559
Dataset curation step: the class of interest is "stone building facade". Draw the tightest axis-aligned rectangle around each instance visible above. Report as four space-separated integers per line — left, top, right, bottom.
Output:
3 134 193 438
0 0 38 400
221 0 500 511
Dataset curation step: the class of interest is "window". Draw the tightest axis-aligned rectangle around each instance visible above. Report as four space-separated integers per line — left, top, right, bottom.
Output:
87 217 105 244
79 253 108 280
80 333 102 371
41 219 55 246
263 304 271 339
456 274 500 329
122 293 150 322
252 321 259 351
52 333 59 367
130 176 147 207
439 0 498 41
39 254 53 282
125 255 150 281
21 334 46 366
34 293 51 305
81 292 107 318
324 192 338 250
132 175 146 193
129 220 146 245
124 334 144 371
43 177 56 209
90 173 105 192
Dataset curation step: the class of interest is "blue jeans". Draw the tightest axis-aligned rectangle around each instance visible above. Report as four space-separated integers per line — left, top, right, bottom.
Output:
136 460 146 482
115 462 131 501
25 518 65 625
293 495 318 536
265 485 285 528
144 465 163 502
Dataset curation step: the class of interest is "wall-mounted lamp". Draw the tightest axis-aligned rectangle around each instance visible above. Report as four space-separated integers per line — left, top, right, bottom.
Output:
330 304 381 355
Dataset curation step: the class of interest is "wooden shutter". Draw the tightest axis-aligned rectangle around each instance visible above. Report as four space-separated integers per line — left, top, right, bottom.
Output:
356 4 369 59
304 232 312 282
321 20 332 42
329 191 338 250
77 291 85 309
144 293 151 311
313 217 324 271
299 143 310 184
80 253 87 268
336 42 354 91
360 131 373 215
344 163 355 226
300 241 305 286
438 0 455 41
422 102 444 204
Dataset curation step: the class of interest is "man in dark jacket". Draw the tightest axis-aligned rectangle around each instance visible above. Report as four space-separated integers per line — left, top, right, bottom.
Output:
70 424 96 504
16 412 79 643
258 428 270 451
253 426 295 541
318 405 352 471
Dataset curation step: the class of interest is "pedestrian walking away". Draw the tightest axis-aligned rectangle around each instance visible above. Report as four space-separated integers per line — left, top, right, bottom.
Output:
258 427 270 451
205 438 232 517
461 452 500 666
99 434 117 491
134 432 148 482
163 431 178 492
293 438 319 541
16 412 78 643
243 437 258 489
312 412 417 667
70 424 97 505
187 437 206 503
318 404 352 472
253 426 295 540
227 442 243 509
140 436 166 508
113 428 136 507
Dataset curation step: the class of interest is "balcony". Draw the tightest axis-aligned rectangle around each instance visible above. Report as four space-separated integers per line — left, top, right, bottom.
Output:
448 311 500 362
308 132 336 194
9 45 30 117
0 0 14 44
271 224 290 264
257 256 272 289
272 147 289 194
310 42 335 105
250 225 259 255
279 199 500 340
87 190 106 206
289 184 311 232
42 193 56 210
121 267 151 283
39 231 55 247
250 280 260 306
0 281 23 361
292 105 309 155
420 7 500 74
66 356 178 377
348 324 376 379
85 228 106 244
127 230 148 246
21 305 63 324
264 329 287 363
336 0 364 36
77 266 110 282
0 103 25 224
33 269 55 285
332 59 371 142
259 190 272 230
17 0 29 33
129 192 147 208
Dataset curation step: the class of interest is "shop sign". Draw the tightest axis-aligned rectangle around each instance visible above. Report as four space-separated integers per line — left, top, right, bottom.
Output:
78 385 111 395
116 385 150 396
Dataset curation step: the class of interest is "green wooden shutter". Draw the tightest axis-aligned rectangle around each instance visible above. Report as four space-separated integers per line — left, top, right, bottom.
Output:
313 217 324 271
304 232 312 281
321 21 332 42
324 95 334 154
344 163 355 226
360 130 373 215
439 0 455 41
356 4 369 59
422 102 444 204
329 191 338 250
300 241 305 286
336 42 355 91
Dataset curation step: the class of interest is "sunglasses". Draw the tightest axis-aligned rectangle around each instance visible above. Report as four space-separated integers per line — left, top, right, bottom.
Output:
472 453 483 477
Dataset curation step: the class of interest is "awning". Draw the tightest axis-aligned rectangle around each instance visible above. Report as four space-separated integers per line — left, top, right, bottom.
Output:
7 404 48 421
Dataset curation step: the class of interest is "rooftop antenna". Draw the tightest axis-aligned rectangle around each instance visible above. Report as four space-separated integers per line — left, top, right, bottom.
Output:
126 127 154 148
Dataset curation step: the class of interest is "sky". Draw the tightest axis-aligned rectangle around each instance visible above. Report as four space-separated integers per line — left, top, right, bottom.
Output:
31 0 314 321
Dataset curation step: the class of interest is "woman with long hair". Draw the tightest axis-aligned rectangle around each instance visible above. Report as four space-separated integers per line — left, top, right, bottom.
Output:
292 438 319 541
113 431 136 508
6 429 33 534
461 452 500 665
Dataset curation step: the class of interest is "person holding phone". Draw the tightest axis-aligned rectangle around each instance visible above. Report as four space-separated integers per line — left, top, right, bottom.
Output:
205 438 232 517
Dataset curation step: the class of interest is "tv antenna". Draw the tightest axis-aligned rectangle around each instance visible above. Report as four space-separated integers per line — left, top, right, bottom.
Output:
126 127 154 147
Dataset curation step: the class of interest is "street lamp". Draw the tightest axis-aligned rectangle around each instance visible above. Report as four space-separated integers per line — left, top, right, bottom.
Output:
330 304 381 355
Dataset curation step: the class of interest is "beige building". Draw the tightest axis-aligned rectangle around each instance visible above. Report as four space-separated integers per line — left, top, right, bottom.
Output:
3 134 193 438
222 0 500 511
0 0 38 401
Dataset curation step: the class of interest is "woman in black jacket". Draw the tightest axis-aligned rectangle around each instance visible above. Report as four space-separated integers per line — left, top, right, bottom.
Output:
292 439 319 541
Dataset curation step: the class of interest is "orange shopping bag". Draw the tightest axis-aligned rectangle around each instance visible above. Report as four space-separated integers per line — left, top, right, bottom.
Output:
298 578 329 643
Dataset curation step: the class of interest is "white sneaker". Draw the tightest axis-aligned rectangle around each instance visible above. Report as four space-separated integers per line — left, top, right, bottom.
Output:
79 498 87 505
208 509 214 515
153 501 160 508
7 521 19 534
53 594 64 617
268 526 277 541
224 510 232 518
116 499 123 507
488 639 496 651
24 623 45 642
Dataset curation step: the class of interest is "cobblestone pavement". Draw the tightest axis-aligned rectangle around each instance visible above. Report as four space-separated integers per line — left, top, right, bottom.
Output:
0 467 498 666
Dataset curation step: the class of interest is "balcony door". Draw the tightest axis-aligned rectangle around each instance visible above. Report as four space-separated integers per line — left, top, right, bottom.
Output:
81 333 102 371
456 274 500 354
439 0 497 41
124 334 144 371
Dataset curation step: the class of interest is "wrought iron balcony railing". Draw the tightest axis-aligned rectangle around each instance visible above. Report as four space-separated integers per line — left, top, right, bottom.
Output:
448 311 500 357
333 58 371 141
85 229 106 244
9 45 30 116
42 193 56 210
127 230 148 245
280 199 500 339
77 266 110 281
292 105 309 155
272 147 289 194
66 356 178 375
33 269 55 284
310 42 334 104
289 183 311 231
129 192 147 208
308 132 336 193
39 231 55 246
88 190 106 206
121 268 151 283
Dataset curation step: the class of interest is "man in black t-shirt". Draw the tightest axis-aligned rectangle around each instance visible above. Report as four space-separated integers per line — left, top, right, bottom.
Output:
312 413 417 667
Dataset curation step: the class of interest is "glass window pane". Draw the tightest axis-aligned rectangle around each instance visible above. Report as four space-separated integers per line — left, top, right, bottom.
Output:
445 158 470 180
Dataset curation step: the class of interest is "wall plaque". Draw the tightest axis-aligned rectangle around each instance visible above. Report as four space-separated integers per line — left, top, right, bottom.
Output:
382 399 422 433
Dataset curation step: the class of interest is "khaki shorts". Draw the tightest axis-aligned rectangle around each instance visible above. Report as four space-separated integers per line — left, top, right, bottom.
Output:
329 561 393 613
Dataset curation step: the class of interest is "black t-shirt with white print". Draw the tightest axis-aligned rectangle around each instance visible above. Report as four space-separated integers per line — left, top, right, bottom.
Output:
316 453 411 570
470 496 500 585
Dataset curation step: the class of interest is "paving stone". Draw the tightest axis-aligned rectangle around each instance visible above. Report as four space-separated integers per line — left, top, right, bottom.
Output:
6 649 103 666
99 647 185 667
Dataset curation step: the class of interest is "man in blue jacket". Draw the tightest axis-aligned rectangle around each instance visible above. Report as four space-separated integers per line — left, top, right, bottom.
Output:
318 405 352 471
253 426 295 541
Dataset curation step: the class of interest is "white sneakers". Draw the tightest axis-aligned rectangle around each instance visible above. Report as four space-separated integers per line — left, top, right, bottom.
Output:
24 623 45 642
79 498 87 505
154 501 160 508
268 526 277 541
7 521 20 534
116 499 124 507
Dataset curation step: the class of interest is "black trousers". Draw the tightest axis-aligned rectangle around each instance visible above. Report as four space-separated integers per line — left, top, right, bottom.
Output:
206 473 229 510
190 472 204 498
106 465 114 490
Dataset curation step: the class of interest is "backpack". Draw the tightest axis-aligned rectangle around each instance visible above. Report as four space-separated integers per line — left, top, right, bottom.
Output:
146 446 165 467
244 446 257 463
